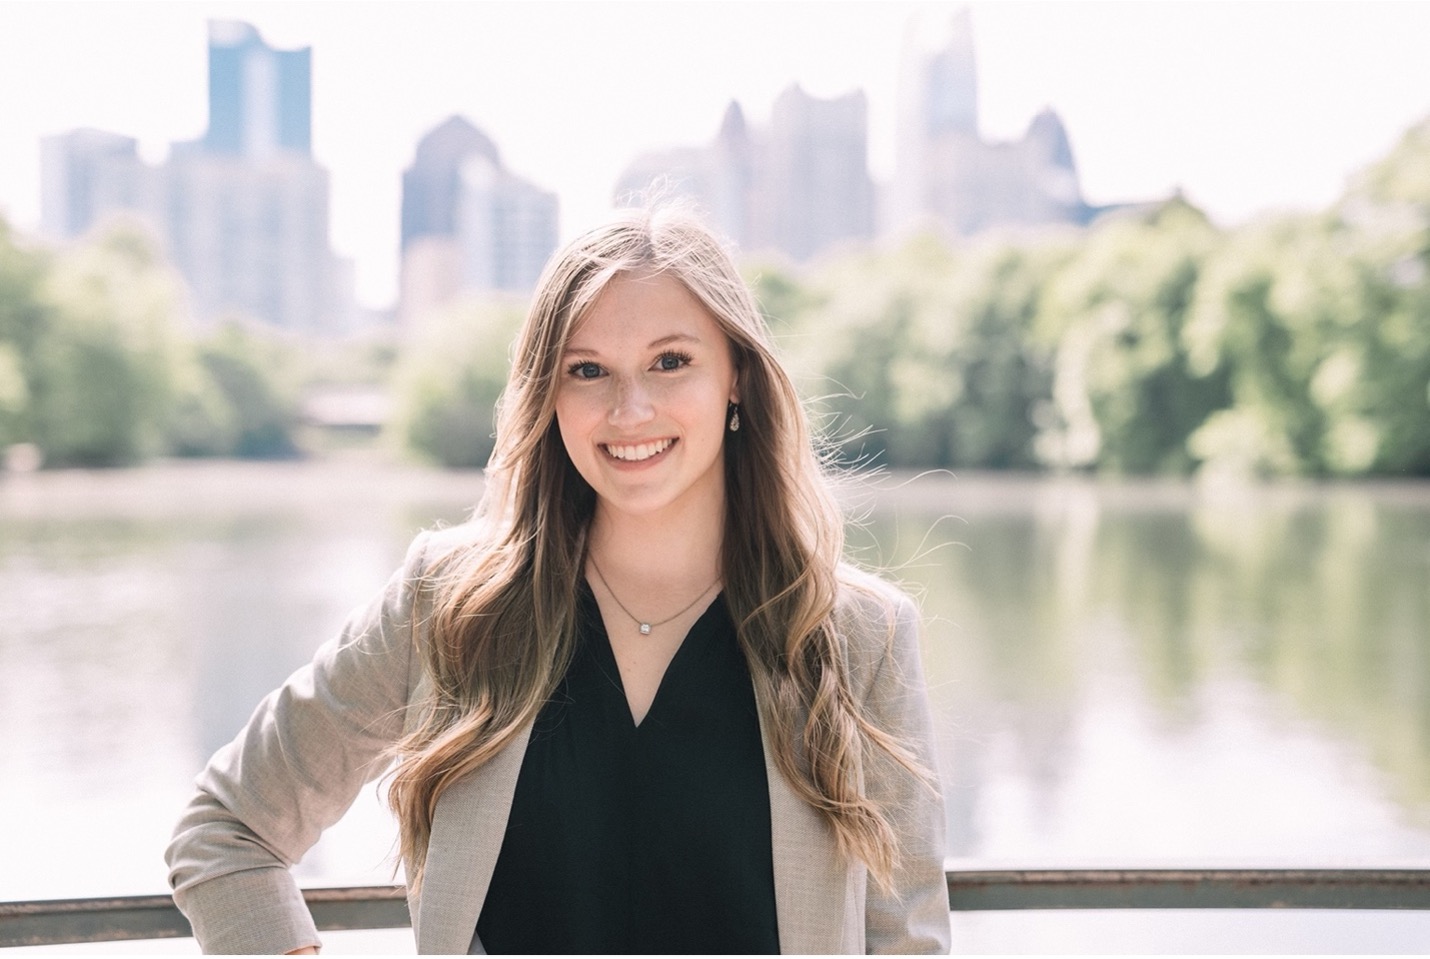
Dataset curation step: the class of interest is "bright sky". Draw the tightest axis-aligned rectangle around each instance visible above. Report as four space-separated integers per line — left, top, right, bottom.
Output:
3 1 1430 309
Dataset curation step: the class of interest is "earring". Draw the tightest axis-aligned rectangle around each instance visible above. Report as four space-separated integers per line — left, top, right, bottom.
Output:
728 403 741 433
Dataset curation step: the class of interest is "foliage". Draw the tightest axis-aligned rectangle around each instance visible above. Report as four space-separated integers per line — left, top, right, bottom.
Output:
1040 198 1228 473
739 119 1430 478
0 221 50 448
187 322 303 459
768 233 1072 468
393 298 524 469
0 216 304 467
28 223 186 466
4 113 1430 476
1185 204 1430 477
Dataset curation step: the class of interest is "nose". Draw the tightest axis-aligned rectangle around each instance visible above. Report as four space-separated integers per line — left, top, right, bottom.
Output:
607 375 655 430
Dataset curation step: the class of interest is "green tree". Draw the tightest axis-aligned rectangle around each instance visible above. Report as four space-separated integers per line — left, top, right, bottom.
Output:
0 218 50 449
1330 117 1430 474
29 222 186 467
185 322 302 459
1181 118 1430 479
777 232 1067 469
1039 198 1227 473
393 298 524 468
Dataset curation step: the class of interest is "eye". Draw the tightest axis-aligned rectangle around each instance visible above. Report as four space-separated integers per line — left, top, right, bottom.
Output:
654 351 693 372
567 361 604 380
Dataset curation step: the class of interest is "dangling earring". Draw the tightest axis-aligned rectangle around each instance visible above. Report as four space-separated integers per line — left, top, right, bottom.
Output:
728 403 741 433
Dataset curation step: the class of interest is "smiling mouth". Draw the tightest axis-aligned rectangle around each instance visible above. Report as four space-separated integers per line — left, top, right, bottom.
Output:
603 438 676 462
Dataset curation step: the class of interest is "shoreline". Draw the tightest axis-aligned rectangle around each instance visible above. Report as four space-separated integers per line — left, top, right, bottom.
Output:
5 457 1430 520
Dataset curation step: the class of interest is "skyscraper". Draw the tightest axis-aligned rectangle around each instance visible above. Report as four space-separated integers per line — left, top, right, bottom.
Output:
39 129 162 241
612 102 754 250
38 21 352 334
165 151 335 334
400 115 500 252
398 116 559 324
458 154 558 294
762 85 875 261
169 20 346 333
893 8 1090 238
916 7 979 140
614 89 874 263
203 20 312 158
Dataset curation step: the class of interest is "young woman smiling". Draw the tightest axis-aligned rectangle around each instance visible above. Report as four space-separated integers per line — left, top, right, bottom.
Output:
166 206 950 955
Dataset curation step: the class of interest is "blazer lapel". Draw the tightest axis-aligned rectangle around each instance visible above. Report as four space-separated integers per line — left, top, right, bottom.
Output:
411 688 861 954
757 688 861 954
415 724 532 955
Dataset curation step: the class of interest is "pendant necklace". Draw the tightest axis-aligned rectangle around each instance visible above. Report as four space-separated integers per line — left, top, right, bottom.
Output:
588 558 720 635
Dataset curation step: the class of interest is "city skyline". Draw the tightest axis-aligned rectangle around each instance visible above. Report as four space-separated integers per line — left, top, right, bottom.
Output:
4 1 1430 309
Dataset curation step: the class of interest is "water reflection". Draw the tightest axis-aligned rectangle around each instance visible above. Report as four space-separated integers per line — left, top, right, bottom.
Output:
854 474 1430 869
3 463 1429 946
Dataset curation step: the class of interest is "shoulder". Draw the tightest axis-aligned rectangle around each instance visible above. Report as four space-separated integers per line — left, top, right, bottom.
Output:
368 521 495 642
831 564 922 693
403 519 494 581
832 563 920 638
419 518 491 557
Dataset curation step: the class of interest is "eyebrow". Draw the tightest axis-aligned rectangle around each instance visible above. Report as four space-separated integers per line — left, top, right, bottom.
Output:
563 333 702 357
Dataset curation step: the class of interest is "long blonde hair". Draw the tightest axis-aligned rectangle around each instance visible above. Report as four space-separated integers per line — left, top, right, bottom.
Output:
387 205 924 891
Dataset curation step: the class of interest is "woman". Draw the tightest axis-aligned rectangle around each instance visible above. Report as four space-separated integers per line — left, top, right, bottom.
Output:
166 206 949 954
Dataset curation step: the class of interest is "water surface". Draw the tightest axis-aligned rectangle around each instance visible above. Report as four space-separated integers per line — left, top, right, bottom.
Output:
3 461 1429 952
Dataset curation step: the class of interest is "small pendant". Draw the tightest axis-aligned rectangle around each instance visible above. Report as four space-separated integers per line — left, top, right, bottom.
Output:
639 623 652 635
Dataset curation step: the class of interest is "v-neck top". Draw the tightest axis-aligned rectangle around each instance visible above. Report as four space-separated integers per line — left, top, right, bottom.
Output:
472 582 781 955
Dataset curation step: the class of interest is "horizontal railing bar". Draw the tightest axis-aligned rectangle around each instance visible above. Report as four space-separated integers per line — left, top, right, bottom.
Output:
946 869 1430 911
4 870 1430 948
0 885 408 949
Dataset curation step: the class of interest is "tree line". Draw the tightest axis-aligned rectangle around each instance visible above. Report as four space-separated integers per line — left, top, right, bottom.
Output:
0 220 303 467
3 117 1428 476
748 117 1430 478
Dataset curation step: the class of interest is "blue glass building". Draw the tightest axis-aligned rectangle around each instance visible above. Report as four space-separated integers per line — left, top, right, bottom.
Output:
203 20 311 158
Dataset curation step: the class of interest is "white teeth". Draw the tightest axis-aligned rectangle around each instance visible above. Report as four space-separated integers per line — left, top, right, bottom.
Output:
604 439 674 462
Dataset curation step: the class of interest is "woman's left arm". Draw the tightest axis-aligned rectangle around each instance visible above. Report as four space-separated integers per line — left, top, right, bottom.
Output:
861 590 950 954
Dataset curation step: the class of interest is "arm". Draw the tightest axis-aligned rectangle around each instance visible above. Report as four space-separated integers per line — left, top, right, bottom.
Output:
860 590 950 955
165 531 435 955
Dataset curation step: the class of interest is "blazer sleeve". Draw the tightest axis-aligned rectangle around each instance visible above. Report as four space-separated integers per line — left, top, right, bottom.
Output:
860 589 950 955
165 530 436 955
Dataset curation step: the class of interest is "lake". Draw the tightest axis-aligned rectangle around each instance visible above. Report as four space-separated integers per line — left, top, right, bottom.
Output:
3 460 1429 952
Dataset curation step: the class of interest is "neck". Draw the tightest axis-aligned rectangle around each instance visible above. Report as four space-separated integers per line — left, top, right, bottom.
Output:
586 497 725 588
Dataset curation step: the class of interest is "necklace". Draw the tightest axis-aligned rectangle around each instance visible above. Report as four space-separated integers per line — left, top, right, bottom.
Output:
587 558 720 635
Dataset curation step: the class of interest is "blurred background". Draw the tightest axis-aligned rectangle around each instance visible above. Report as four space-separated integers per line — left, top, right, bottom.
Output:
3 1 1430 952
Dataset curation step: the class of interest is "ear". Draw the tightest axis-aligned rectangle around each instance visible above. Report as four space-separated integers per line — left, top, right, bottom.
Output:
728 366 741 406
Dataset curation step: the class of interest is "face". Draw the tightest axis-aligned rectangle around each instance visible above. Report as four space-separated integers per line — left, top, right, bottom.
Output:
555 271 740 526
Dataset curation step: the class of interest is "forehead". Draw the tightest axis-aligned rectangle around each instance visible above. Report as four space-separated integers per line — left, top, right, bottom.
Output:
567 272 725 347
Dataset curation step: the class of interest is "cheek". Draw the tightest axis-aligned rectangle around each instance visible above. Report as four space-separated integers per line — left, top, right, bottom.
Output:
553 394 590 455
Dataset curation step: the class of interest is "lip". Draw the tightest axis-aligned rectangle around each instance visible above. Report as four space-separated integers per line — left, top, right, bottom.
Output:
601 437 677 467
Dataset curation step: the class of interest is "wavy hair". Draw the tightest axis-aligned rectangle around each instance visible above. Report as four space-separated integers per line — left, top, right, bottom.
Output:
387 205 926 892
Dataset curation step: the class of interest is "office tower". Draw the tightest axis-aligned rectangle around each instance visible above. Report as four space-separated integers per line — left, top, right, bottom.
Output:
204 19 312 158
613 102 754 250
709 102 756 248
37 20 349 333
762 85 874 261
400 115 500 251
921 9 979 138
894 8 1089 237
39 129 163 241
165 151 334 334
614 89 873 263
174 20 345 333
458 155 558 294
398 116 559 324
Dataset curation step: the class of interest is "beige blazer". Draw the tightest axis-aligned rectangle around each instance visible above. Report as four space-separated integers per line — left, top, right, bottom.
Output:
167 526 950 954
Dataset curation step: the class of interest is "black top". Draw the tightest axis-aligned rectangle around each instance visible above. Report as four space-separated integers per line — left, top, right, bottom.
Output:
473 582 781 955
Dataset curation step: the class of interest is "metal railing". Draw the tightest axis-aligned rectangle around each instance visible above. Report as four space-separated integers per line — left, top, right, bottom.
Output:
3 869 1429 948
